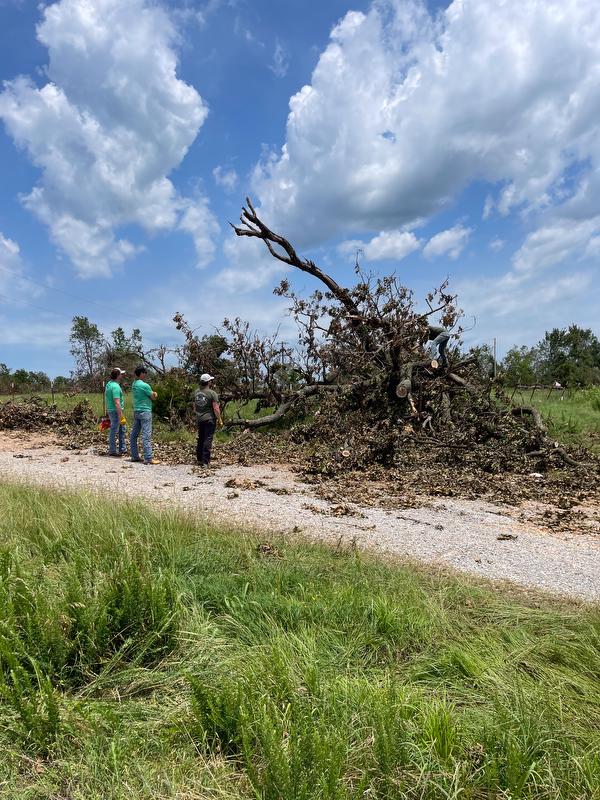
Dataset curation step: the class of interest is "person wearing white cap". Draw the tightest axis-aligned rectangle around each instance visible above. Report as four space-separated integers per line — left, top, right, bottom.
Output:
105 367 127 456
194 373 223 468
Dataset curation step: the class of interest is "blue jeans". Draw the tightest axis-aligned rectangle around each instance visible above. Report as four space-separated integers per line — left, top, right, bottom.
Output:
130 410 153 462
108 410 127 454
429 332 450 367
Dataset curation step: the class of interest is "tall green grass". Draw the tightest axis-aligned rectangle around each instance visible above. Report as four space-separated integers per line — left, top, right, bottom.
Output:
0 483 598 798
510 387 600 453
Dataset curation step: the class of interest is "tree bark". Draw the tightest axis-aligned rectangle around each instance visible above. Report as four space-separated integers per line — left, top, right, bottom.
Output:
395 360 436 398
225 384 339 428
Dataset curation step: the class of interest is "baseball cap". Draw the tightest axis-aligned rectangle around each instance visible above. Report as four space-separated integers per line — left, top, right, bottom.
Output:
200 373 215 383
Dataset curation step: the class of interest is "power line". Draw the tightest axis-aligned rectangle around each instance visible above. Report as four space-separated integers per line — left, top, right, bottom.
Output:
0 292 183 348
0 263 151 328
0 291 76 323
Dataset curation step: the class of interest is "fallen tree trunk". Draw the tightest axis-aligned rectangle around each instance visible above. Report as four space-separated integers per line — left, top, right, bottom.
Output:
395 360 437 398
226 384 340 428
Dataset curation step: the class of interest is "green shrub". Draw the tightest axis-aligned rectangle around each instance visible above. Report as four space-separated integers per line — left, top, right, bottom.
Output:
0 647 62 755
152 372 195 425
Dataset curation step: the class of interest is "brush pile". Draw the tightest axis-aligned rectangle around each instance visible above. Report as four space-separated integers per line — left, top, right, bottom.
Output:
0 397 95 433
174 200 596 489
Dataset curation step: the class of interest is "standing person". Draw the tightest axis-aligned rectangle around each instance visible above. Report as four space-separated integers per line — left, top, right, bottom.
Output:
129 366 160 465
427 325 451 369
194 373 223 468
105 368 127 457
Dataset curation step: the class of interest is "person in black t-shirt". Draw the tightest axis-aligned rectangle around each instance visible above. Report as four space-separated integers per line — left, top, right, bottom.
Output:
194 373 223 467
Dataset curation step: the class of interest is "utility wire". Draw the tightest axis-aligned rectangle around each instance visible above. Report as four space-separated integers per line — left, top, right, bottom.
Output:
0 291 77 322
0 263 151 328
0 291 183 348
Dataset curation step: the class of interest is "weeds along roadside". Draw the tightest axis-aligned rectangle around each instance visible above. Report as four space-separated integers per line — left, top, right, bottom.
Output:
0 482 598 799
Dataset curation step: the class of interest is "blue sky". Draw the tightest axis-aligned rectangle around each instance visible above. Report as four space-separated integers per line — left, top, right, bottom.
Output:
0 0 599 378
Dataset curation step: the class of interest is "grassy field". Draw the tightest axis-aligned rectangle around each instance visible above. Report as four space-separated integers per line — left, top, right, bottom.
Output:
510 387 600 453
0 483 598 799
6 390 106 417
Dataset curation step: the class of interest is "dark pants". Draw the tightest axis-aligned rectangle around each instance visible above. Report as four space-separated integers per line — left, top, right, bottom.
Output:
196 419 216 465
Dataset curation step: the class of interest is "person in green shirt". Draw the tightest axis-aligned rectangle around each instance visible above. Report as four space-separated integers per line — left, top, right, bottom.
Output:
129 366 160 464
104 368 127 456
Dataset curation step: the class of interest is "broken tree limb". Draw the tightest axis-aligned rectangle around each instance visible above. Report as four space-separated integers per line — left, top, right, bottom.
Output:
447 372 479 396
512 406 586 467
233 198 361 319
231 200 397 368
225 384 340 428
439 392 452 427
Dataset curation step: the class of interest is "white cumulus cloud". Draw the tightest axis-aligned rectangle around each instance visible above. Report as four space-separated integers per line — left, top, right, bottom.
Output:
423 225 471 260
340 229 420 261
251 0 600 254
0 232 37 298
213 165 239 193
0 0 219 277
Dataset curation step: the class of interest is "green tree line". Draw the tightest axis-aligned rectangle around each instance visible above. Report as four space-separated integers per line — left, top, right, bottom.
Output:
0 364 71 394
501 324 600 386
2 320 598 395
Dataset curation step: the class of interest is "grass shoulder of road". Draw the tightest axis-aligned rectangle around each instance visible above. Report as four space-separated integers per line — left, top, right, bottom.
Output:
0 483 598 800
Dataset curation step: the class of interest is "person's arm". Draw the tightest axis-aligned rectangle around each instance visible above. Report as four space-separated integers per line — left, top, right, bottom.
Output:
143 381 158 402
212 401 223 427
112 386 123 419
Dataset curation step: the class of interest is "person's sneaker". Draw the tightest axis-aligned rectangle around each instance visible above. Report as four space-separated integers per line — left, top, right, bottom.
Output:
108 452 122 457
144 459 161 465
128 457 142 463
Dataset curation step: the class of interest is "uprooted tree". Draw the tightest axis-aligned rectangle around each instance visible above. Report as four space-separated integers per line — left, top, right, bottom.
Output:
175 199 589 477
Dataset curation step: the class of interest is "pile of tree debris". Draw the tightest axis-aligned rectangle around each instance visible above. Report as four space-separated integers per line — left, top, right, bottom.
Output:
0 397 95 433
173 200 597 490
2 202 597 522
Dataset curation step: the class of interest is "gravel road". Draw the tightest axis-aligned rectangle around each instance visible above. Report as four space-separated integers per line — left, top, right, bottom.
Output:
1 432 598 602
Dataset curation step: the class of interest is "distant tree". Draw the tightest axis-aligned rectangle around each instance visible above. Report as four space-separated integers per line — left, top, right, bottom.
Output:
53 375 72 391
103 326 144 375
0 363 10 392
501 345 539 385
28 371 50 391
467 343 496 379
11 369 31 391
537 325 600 386
69 316 106 388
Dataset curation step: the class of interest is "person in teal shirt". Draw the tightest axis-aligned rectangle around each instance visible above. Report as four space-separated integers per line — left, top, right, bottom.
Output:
104 368 127 456
129 366 159 464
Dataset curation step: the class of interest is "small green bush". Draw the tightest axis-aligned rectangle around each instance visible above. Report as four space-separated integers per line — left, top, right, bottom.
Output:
152 372 195 425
